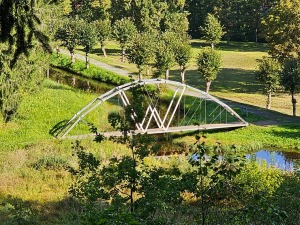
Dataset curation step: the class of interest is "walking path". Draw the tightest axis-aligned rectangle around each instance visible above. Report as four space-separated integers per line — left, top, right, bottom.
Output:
59 49 131 77
59 49 300 126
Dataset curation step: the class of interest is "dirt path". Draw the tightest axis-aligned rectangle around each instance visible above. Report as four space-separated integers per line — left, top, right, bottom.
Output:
59 49 300 126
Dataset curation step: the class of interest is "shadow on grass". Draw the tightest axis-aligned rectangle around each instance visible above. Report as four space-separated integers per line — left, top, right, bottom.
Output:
169 68 262 93
0 195 81 225
91 47 120 56
49 120 69 137
191 40 268 52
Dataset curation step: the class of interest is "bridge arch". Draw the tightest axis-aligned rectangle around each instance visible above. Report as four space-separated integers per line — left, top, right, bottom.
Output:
56 79 248 139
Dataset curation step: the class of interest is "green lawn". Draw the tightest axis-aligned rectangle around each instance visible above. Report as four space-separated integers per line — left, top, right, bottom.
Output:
79 40 299 116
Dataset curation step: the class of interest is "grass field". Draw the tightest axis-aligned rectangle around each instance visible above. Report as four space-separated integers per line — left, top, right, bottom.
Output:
1 40 300 224
77 40 297 116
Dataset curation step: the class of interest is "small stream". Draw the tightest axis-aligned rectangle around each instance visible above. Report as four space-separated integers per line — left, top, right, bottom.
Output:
49 68 300 171
49 68 115 94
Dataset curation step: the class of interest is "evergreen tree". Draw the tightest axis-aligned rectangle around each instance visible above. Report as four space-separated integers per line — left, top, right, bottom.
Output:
0 0 51 67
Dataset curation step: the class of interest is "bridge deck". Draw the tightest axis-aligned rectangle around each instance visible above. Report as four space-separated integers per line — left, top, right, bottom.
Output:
64 123 247 139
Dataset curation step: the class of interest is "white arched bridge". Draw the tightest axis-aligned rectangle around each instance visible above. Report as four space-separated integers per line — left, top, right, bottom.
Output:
56 79 248 139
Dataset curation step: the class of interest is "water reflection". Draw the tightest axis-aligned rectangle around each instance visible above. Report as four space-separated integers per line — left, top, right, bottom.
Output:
250 150 300 171
49 68 115 94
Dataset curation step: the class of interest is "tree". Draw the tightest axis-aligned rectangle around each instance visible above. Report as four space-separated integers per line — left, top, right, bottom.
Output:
154 31 176 79
55 19 78 63
174 34 192 83
256 57 282 109
196 47 221 93
76 20 98 69
0 0 51 67
262 0 300 61
200 13 225 49
94 19 111 57
281 59 300 116
0 46 49 122
127 32 155 80
113 18 137 63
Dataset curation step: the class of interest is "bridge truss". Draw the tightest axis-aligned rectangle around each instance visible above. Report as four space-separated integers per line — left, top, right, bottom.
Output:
56 79 248 139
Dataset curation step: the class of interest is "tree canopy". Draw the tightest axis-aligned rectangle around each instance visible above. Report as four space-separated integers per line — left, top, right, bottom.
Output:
0 0 51 67
196 47 221 93
262 0 300 61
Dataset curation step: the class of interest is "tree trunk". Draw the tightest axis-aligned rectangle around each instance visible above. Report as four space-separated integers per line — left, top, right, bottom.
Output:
85 52 89 69
138 68 142 81
46 69 49 79
121 48 125 62
146 66 150 76
180 65 186 83
266 91 272 109
205 81 211 93
292 94 297 116
165 69 169 80
211 43 214 49
101 44 107 57
56 46 60 57
71 51 75 63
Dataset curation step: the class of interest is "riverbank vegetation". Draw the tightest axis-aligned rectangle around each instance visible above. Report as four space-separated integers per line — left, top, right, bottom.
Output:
1 0 300 224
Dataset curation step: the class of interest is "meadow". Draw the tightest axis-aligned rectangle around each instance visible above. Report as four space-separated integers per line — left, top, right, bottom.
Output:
1 40 300 224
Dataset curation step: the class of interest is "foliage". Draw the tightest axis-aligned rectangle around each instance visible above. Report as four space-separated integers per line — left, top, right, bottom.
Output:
262 0 300 61
76 20 98 69
196 47 221 93
256 56 282 109
0 46 48 122
113 18 137 62
174 34 192 83
153 31 176 79
188 137 246 224
0 0 51 67
127 32 156 80
281 59 300 116
93 19 112 57
200 13 225 49
68 141 109 203
54 19 78 63
50 54 130 85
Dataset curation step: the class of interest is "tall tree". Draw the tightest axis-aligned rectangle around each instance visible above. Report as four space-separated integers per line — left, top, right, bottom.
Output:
174 34 192 83
76 20 98 69
55 19 78 63
0 0 51 67
94 19 111 57
196 47 221 93
127 32 155 80
262 0 300 61
256 57 282 110
200 13 225 49
113 18 137 63
154 31 176 79
281 59 300 116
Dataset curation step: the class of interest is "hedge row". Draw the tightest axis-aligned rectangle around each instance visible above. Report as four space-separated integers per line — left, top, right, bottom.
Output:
50 54 131 85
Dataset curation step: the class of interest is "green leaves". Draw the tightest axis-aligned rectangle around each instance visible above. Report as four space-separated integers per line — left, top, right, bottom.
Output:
200 13 225 49
196 47 221 92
